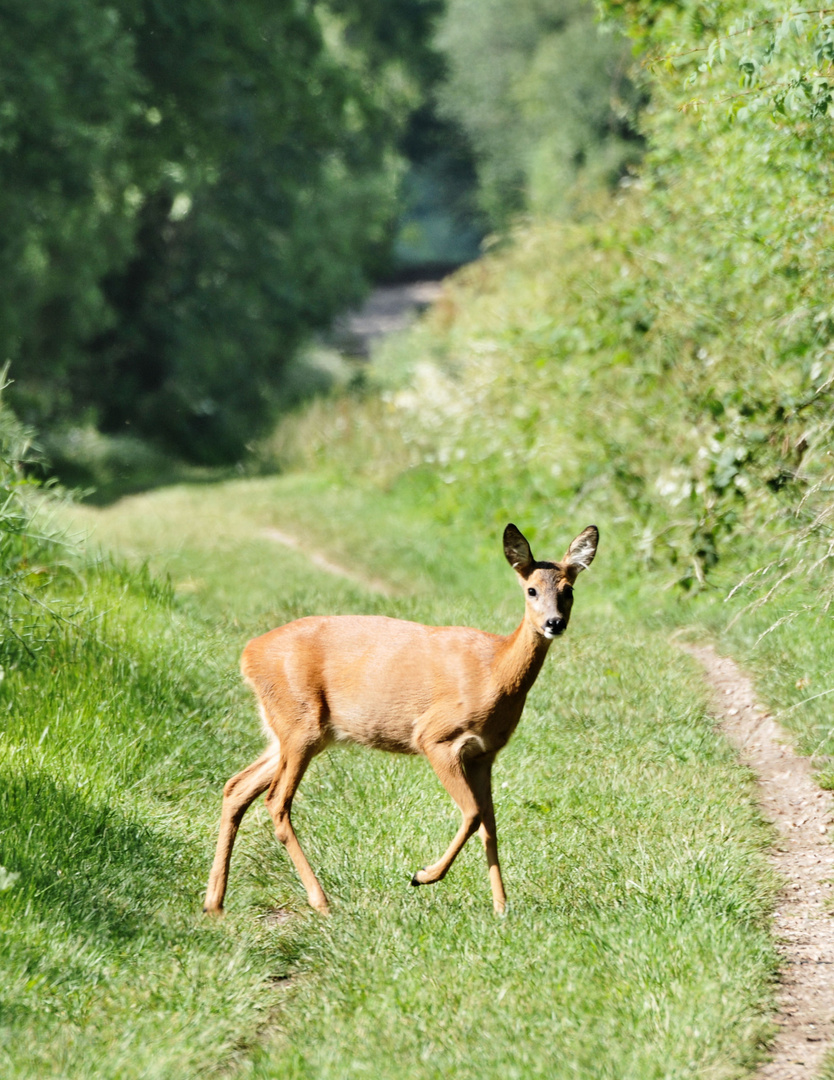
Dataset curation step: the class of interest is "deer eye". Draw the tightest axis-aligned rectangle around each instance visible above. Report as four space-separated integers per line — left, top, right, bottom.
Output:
527 587 537 597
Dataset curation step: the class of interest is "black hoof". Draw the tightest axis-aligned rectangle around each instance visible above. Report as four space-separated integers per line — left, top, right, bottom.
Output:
411 873 422 887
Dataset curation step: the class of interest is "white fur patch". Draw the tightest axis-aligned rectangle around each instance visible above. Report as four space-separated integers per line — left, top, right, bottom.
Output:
567 531 597 570
257 701 279 742
452 733 487 759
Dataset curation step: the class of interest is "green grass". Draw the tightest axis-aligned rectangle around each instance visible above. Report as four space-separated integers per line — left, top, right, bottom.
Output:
675 576 834 791
6 0 831 1064
0 567 284 1079
0 473 784 1077
246 621 776 1080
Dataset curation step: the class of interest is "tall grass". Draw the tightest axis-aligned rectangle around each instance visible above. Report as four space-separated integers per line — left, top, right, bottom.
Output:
0 378 76 668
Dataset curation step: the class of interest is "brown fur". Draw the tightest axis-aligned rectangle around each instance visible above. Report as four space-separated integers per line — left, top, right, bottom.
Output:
203 523 598 916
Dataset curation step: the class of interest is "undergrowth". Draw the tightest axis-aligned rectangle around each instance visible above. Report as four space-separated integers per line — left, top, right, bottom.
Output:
263 4 834 607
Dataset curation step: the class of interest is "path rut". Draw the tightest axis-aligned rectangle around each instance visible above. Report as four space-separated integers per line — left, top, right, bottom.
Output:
261 527 393 595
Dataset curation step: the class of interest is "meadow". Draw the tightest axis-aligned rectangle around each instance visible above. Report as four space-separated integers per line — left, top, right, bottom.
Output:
0 469 788 1079
6 183 834 1075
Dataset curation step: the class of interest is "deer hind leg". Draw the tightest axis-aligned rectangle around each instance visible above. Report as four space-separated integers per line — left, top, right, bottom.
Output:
412 742 487 894
264 736 329 915
204 744 282 915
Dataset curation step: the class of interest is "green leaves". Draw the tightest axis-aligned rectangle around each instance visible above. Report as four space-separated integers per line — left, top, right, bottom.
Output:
646 5 834 125
2 0 432 464
434 0 643 225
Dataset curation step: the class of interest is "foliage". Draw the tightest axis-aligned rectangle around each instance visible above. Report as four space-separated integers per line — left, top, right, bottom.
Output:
607 1 834 121
1 0 440 464
0 375 75 664
600 0 834 596
268 0 834 599
434 0 644 224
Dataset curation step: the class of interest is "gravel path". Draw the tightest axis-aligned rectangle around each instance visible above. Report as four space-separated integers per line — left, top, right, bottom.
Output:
683 643 834 1078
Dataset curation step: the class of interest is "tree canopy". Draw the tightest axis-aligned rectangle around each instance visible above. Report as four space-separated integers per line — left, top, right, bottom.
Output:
2 0 441 462
434 0 644 224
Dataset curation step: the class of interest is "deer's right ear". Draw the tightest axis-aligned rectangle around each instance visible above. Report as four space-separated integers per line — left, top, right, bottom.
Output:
504 524 534 576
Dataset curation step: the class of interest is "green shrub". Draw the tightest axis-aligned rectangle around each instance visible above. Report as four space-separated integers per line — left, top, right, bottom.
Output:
0 377 76 666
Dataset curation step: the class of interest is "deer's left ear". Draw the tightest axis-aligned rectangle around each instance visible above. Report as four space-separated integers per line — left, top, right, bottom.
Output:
563 526 598 580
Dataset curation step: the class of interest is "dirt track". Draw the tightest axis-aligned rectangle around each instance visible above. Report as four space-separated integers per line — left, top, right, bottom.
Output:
333 280 444 356
684 643 834 1078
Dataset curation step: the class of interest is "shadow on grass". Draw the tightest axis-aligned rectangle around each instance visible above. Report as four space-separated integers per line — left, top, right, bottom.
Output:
74 464 241 508
0 769 201 944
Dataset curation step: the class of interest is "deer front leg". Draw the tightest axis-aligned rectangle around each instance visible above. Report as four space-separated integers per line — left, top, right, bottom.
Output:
468 756 506 914
411 742 483 891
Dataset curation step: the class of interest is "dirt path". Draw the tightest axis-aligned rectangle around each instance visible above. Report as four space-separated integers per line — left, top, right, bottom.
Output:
683 643 834 1078
332 280 444 356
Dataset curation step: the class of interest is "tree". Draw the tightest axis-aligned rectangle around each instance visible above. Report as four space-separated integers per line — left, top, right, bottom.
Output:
1 0 441 463
434 0 643 225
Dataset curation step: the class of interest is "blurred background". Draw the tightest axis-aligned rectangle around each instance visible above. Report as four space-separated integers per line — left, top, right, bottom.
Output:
1 0 641 490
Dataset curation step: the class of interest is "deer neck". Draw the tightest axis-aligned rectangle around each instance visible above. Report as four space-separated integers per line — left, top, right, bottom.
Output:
492 617 551 698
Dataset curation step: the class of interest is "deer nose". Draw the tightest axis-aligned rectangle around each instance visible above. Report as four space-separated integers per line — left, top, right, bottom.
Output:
544 617 566 637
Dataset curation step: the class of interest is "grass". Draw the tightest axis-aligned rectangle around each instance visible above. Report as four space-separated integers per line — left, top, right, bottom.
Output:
680 577 834 791
0 473 785 1077
0 567 285 1079
246 619 776 1080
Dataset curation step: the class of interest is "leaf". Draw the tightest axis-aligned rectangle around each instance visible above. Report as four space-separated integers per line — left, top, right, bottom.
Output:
789 14 810 39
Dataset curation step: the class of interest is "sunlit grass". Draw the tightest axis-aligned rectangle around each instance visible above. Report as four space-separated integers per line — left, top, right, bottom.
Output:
0 475 783 1077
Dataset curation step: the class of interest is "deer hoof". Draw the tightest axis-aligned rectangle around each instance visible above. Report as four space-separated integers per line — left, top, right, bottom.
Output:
411 873 422 887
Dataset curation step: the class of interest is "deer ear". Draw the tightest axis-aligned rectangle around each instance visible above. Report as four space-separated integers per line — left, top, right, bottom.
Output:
563 525 598 578
504 524 535 576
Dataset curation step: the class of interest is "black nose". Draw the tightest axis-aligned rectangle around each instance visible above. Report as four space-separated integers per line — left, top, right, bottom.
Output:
544 617 566 636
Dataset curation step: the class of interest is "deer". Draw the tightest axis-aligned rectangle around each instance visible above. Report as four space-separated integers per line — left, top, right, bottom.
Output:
203 522 598 917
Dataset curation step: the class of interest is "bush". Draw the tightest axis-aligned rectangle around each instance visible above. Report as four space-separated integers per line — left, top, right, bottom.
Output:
0 377 76 666
435 0 643 224
265 1 834 596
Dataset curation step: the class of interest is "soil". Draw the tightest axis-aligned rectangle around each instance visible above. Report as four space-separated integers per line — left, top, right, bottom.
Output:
683 643 834 1078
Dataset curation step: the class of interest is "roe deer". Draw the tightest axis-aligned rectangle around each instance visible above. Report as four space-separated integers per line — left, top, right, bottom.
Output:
203 522 598 916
